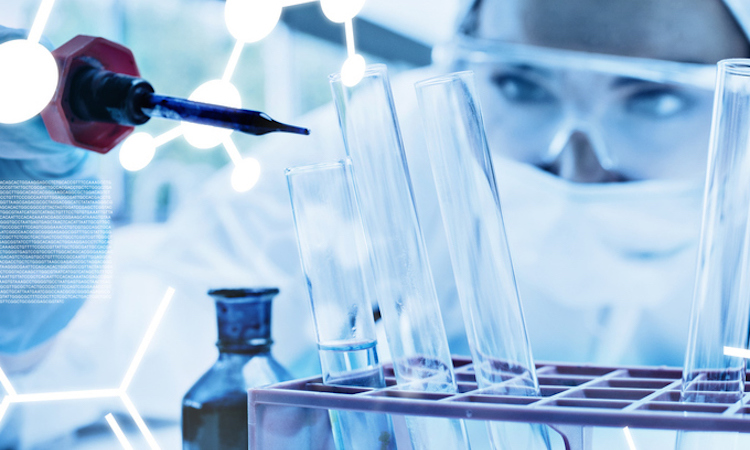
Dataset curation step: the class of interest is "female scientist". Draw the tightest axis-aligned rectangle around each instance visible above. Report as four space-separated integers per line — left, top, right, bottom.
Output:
8 0 750 447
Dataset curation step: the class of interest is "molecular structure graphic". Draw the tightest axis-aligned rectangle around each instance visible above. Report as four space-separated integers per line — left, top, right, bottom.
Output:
118 0 368 192
0 0 367 192
0 1 364 446
0 287 175 449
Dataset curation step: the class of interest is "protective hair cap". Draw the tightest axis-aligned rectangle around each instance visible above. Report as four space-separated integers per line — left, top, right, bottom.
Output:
724 0 750 42
456 0 750 44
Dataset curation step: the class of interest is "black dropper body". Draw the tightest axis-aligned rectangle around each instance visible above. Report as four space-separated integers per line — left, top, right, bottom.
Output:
69 65 310 136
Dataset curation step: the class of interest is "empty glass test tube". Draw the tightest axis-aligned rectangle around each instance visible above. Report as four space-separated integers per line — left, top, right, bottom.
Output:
330 65 471 450
416 71 550 450
286 160 396 450
682 60 750 405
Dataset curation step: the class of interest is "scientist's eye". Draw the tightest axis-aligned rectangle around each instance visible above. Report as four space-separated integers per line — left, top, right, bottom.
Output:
491 73 555 104
625 88 694 119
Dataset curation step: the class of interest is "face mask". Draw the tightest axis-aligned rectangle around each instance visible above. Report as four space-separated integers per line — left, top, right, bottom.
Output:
492 156 704 362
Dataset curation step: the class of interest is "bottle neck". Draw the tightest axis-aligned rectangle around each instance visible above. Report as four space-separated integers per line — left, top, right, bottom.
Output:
217 338 272 355
212 291 275 355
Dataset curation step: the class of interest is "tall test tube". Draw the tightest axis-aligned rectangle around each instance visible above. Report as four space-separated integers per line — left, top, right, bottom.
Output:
286 160 396 450
676 59 750 450
330 65 471 450
416 71 550 450
682 60 750 403
678 60 750 450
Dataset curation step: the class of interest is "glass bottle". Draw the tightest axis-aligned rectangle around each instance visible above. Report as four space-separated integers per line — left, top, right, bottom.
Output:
182 288 292 450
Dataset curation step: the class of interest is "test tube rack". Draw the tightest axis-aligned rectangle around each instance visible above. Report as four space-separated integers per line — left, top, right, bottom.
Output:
248 356 750 450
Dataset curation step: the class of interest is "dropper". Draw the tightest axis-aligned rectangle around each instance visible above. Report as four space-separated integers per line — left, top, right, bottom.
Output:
68 64 310 137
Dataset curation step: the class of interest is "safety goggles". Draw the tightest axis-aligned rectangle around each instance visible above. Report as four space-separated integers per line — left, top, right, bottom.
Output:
433 37 718 181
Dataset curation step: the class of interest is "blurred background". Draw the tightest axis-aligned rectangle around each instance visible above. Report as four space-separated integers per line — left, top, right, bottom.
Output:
0 0 458 225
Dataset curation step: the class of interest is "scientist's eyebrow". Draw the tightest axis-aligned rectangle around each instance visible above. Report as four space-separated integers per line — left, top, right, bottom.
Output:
496 63 554 78
610 76 668 89
610 59 704 89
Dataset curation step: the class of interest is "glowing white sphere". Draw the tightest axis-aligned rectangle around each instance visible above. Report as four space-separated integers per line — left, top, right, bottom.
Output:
231 157 261 192
225 0 282 43
0 39 59 124
181 80 242 149
341 54 366 87
120 132 156 171
321 0 366 23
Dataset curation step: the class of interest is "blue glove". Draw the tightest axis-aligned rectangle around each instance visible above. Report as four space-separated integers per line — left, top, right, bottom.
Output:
0 26 109 354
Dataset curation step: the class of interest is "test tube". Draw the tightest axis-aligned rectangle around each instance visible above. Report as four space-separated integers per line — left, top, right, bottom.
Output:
682 60 750 404
416 71 550 450
286 160 396 450
330 65 471 450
